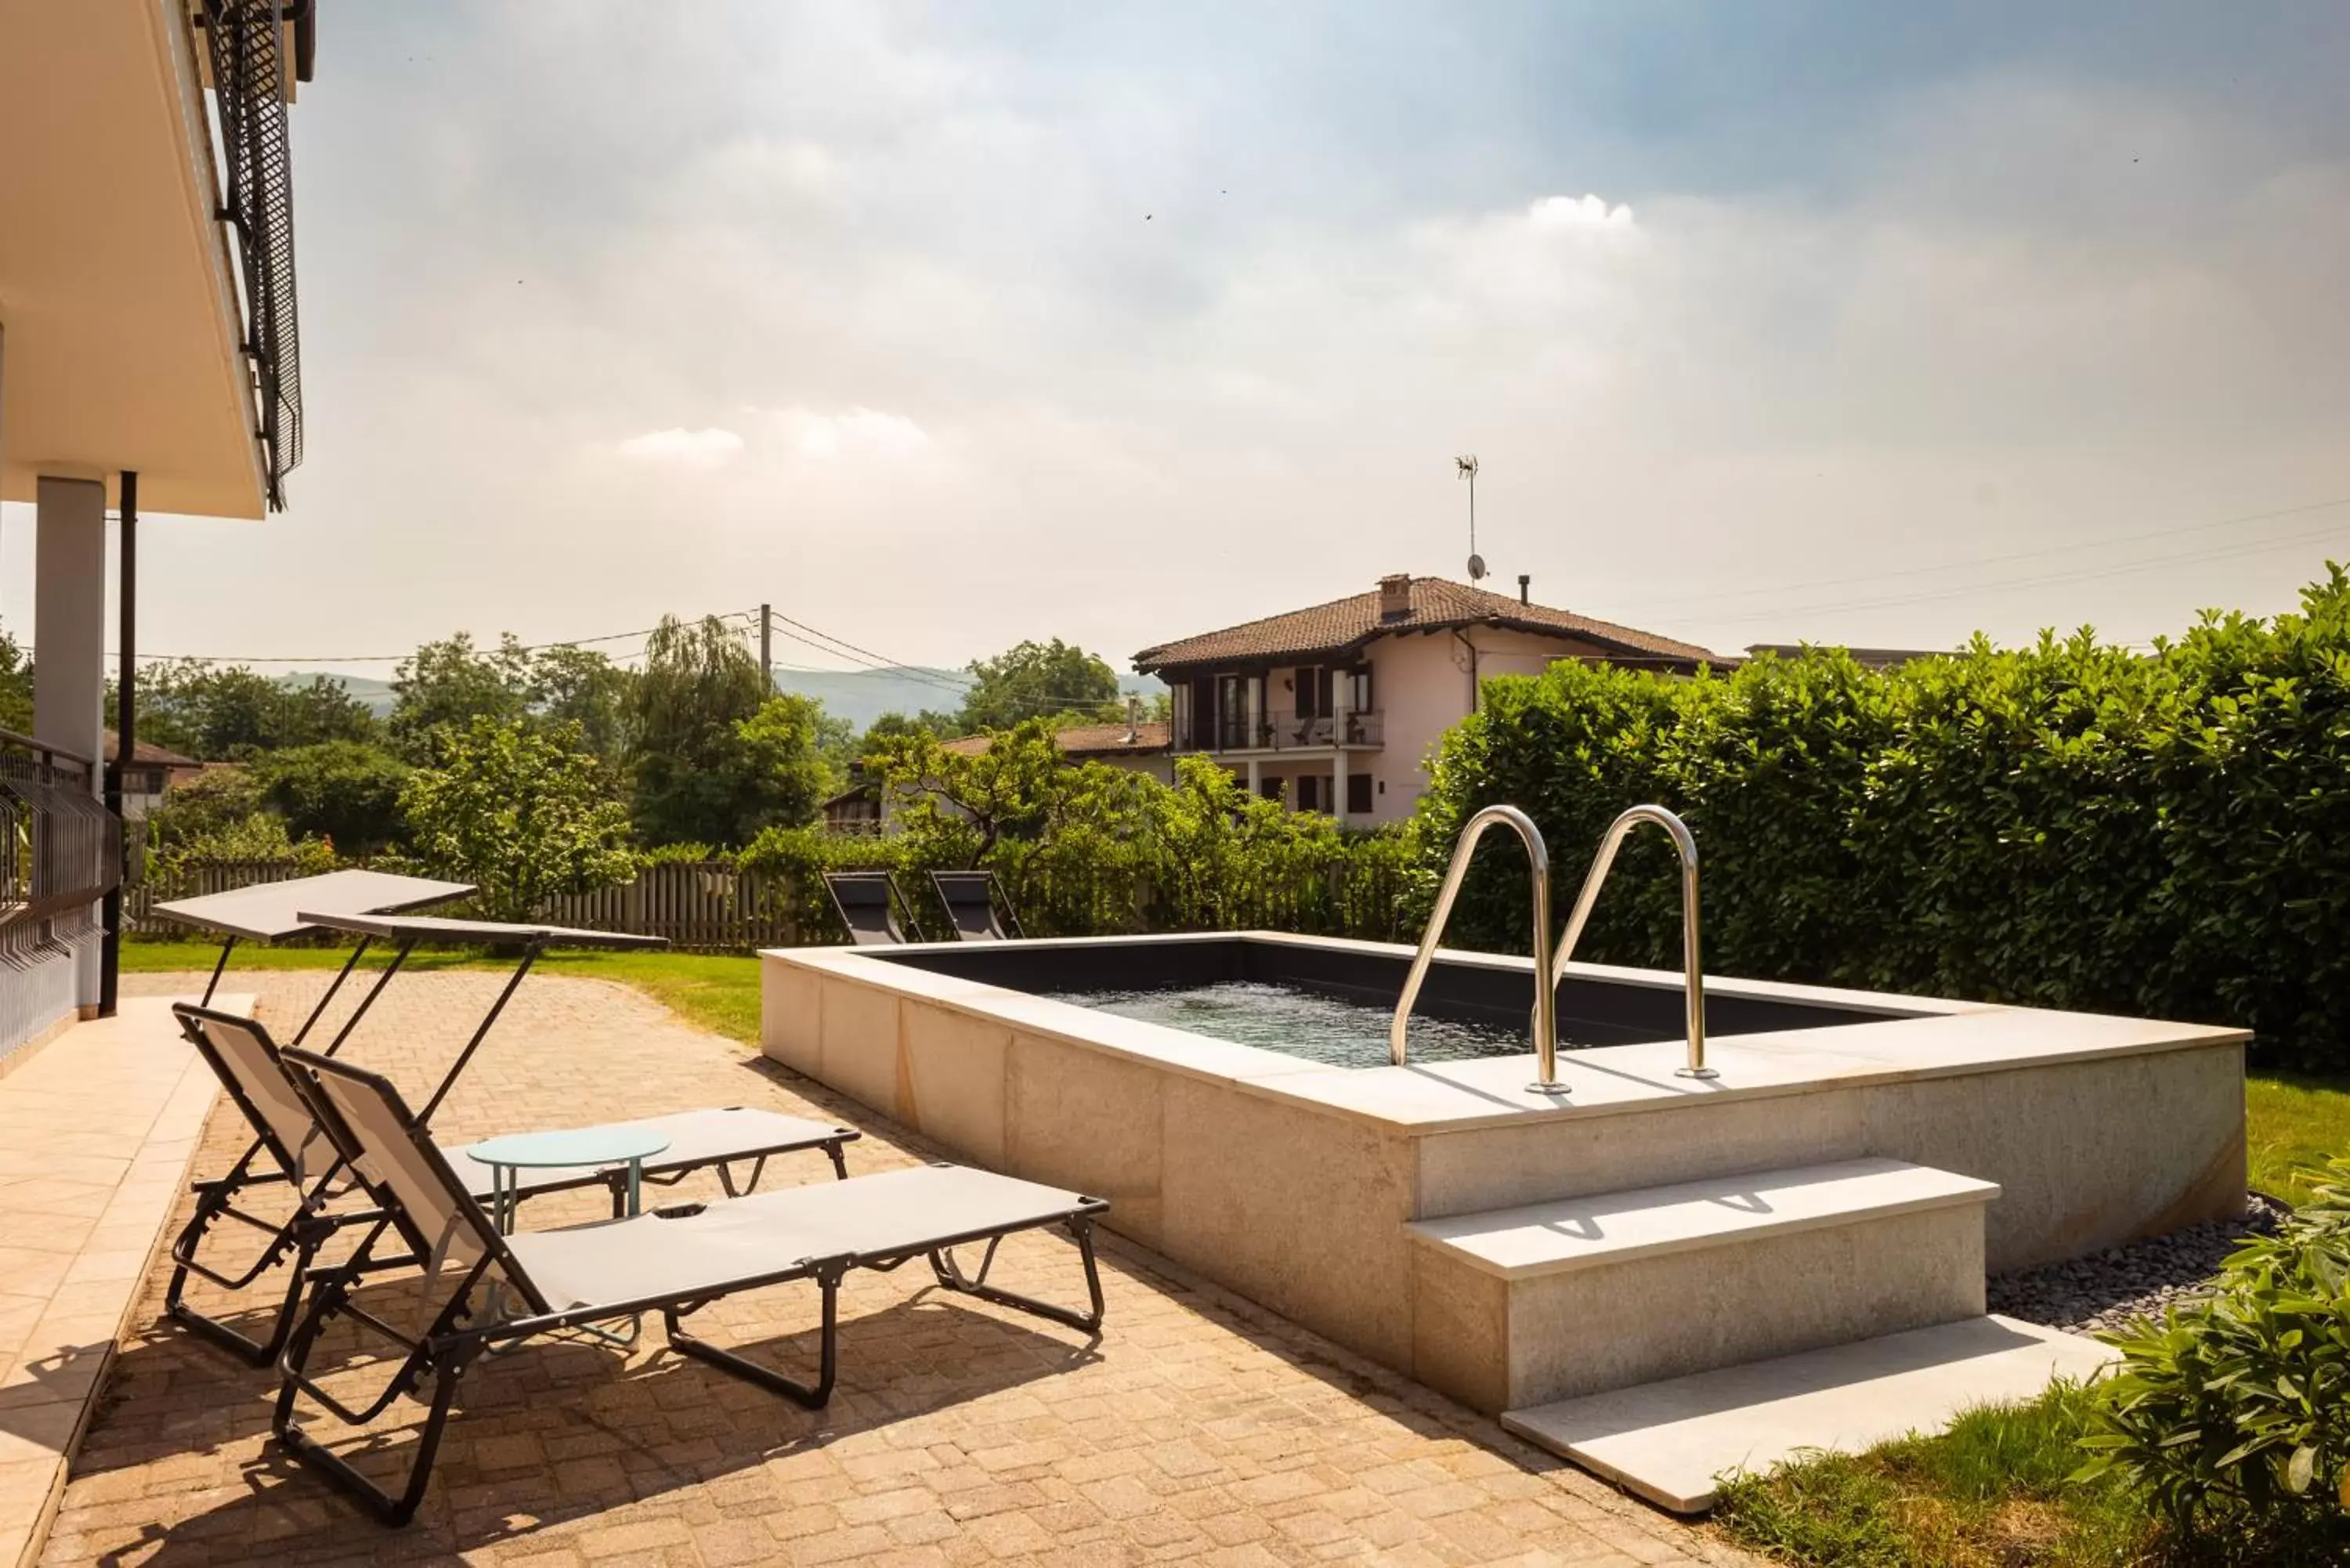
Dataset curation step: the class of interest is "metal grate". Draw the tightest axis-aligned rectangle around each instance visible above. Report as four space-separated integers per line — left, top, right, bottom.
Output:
201 1 305 509
0 732 121 966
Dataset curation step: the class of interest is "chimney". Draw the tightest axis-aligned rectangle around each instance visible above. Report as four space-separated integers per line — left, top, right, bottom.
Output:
1125 693 1141 742
1517 573 1531 605
1379 573 1414 620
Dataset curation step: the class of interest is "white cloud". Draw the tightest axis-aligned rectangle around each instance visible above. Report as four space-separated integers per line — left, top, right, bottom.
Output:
760 406 931 460
614 427 745 468
1527 193 1636 232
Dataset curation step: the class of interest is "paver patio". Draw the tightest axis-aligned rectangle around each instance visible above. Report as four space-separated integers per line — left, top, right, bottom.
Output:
34 968 1758 1567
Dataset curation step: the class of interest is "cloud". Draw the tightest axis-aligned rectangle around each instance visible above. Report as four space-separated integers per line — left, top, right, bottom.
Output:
1526 193 1636 232
760 406 931 461
614 427 745 468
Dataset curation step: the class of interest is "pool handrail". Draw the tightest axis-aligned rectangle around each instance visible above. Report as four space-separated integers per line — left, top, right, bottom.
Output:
1388 804 1567 1094
1549 804 1716 1079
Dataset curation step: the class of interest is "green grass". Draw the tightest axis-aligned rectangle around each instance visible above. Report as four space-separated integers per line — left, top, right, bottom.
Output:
1715 1382 2167 1567
2245 1071 2350 1204
121 938 766 1046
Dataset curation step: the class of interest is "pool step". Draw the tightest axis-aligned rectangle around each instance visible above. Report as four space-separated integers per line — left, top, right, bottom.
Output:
1500 1313 2118 1512
1404 1157 1998 1412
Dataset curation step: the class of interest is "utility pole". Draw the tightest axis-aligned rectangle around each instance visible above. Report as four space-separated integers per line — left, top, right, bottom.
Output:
758 603 772 694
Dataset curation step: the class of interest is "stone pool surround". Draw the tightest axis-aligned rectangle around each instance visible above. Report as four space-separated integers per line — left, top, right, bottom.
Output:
760 932 2246 1411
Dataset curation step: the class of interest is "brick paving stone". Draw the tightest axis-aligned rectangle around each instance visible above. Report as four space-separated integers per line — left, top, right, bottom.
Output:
27 970 1763 1568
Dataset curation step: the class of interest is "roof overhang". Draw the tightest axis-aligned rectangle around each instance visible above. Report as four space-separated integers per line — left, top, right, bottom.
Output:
0 0 266 518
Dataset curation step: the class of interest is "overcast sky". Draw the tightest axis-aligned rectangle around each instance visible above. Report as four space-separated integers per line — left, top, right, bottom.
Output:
9 1 2349 677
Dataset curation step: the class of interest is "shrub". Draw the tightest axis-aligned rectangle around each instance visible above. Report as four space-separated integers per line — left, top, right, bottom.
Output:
2077 1159 2350 1555
1420 567 2350 1064
400 717 636 922
253 740 410 854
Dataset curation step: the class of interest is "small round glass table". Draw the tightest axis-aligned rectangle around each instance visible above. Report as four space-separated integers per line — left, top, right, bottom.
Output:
465 1125 672 1348
466 1125 673 1234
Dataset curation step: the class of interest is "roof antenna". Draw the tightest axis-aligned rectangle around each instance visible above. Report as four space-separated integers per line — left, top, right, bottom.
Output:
1456 454 1485 581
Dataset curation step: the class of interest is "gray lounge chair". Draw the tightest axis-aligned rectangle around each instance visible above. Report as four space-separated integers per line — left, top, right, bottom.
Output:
166 1003 859 1366
930 869 1025 941
271 1047 1106 1526
822 869 924 944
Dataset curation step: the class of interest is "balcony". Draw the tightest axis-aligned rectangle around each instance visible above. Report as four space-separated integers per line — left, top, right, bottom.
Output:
1173 710 1384 753
0 728 120 964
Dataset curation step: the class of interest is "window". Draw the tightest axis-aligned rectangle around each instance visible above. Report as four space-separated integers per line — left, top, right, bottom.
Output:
1347 663 1374 714
1295 775 1325 812
1347 773 1373 815
1295 665 1333 720
1260 775 1285 804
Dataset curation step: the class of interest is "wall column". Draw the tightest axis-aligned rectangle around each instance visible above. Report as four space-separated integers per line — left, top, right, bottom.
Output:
1245 757 1261 799
34 476 107 1010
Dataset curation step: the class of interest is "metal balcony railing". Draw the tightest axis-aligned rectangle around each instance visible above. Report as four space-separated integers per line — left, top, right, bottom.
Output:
0 730 121 966
1172 710 1384 753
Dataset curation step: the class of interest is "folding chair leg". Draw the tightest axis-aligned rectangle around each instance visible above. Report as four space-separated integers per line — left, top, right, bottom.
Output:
928 1216 1106 1335
165 1199 330 1367
272 1259 486 1527
663 1269 840 1409
275 1343 468 1528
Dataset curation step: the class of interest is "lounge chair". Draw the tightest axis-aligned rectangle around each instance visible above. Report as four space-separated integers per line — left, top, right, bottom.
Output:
270 1047 1106 1526
165 1003 859 1365
930 869 1025 941
822 869 924 944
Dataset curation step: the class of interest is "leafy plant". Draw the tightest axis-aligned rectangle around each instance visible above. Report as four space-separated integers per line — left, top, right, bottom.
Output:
400 717 636 922
2076 1159 2350 1553
252 740 410 854
1419 566 2350 1065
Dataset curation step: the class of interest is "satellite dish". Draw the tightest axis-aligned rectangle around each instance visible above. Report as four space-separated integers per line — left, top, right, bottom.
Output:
1467 553 1488 581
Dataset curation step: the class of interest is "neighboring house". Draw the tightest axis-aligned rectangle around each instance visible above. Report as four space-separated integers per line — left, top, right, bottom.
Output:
1745 644 1952 671
938 719 1177 783
99 731 204 819
819 782 884 836
1 2 318 1051
1133 573 1720 826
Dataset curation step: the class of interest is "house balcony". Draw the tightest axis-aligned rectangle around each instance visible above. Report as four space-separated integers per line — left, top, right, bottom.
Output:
1172 710 1384 754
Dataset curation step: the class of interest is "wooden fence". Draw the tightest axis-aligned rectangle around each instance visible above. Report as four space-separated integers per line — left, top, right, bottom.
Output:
128 856 1418 953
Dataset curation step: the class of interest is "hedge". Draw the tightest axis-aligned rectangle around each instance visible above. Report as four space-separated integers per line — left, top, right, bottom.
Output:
1420 568 2350 1068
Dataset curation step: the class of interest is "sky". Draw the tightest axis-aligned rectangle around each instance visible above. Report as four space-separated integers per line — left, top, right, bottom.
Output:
9 1 2349 677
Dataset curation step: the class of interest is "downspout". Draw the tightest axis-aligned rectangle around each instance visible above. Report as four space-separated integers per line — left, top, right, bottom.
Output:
99 471 136 1017
1452 627 1480 714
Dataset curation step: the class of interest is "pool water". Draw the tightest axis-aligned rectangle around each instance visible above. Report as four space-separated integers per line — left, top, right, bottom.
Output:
1048 979 1529 1070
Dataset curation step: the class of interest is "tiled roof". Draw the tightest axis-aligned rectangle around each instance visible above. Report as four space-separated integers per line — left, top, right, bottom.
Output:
101 731 202 768
1133 576 1719 672
942 721 1171 759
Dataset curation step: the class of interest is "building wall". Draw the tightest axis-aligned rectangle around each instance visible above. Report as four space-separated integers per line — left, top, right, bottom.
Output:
1361 627 1622 826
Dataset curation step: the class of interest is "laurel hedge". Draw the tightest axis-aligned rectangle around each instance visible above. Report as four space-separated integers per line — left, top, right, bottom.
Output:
1420 568 2350 1068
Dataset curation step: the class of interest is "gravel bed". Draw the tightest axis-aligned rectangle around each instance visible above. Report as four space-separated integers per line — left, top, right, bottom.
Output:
1987 1192 2292 1336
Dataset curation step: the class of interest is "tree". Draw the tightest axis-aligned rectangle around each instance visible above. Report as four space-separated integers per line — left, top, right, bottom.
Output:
530 644 636 761
143 767 267 851
253 741 410 854
0 624 31 733
389 633 533 759
956 639 1123 732
627 614 769 845
875 717 1137 862
128 661 381 759
400 717 636 922
718 695 838 841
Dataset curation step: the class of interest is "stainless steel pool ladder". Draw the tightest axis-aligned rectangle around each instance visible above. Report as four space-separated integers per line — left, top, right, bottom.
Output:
1552 804 1715 1080
1387 804 1565 1095
1388 802 1714 1091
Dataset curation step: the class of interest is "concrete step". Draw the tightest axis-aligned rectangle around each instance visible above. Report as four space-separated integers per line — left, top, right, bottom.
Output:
1501 1313 2119 1513
1404 1158 1999 1411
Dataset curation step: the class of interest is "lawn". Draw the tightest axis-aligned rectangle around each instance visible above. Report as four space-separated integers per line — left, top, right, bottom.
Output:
121 938 766 1046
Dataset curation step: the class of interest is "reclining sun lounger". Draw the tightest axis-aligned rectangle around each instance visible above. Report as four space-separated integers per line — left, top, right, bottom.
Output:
166 1003 859 1365
270 1047 1106 1526
930 869 1025 941
822 869 925 945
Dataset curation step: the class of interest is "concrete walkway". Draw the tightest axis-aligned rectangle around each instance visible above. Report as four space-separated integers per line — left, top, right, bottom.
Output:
0 996 233 1568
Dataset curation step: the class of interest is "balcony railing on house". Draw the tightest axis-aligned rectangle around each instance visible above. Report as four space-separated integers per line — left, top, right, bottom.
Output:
0 730 120 966
1172 710 1384 753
